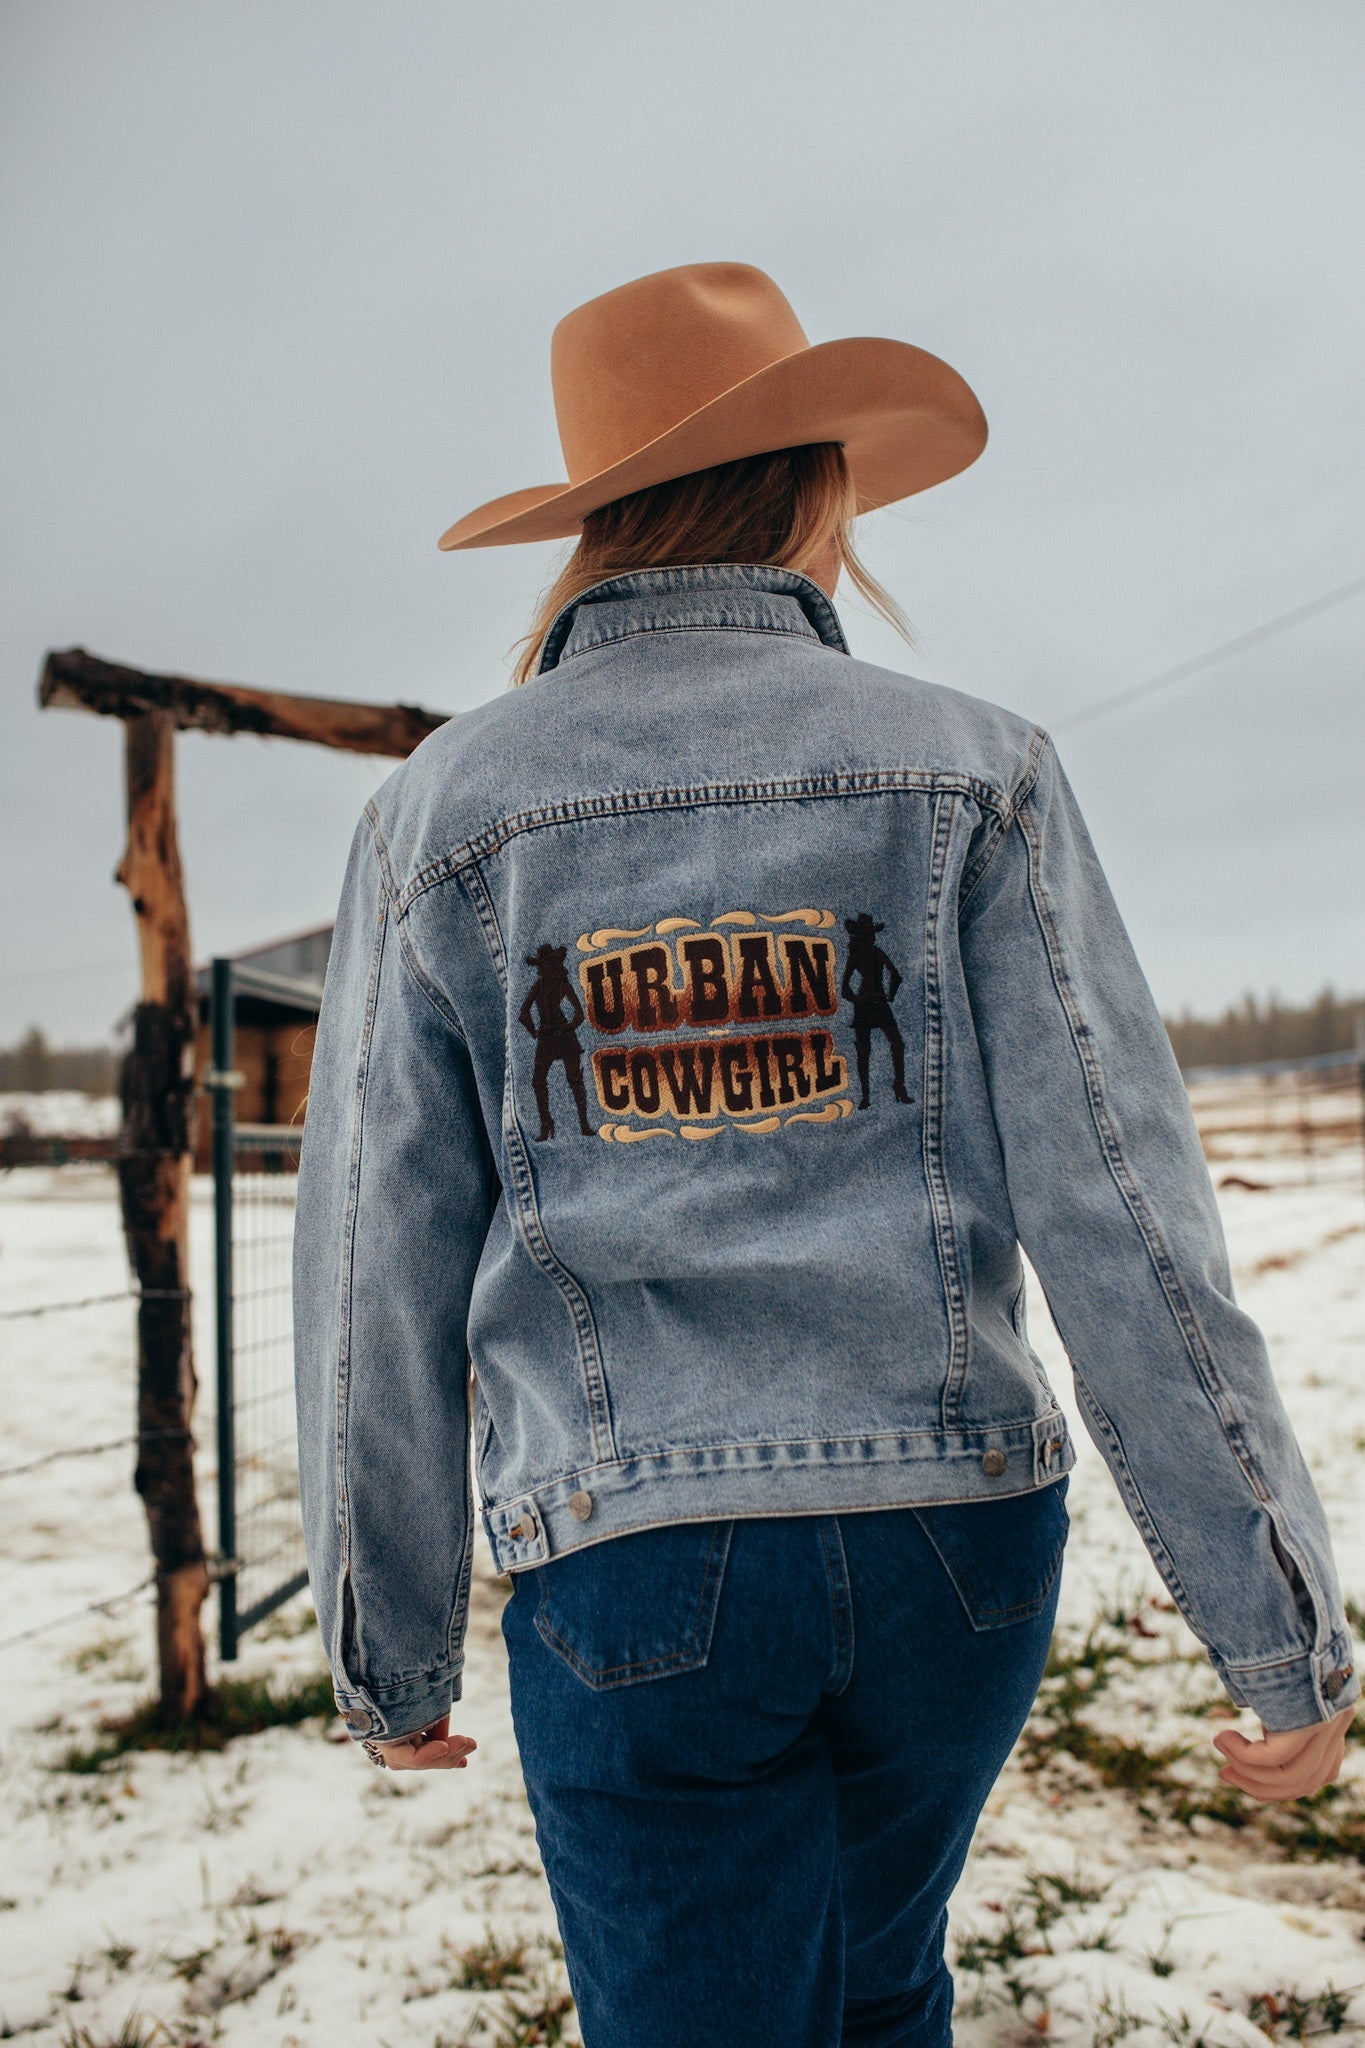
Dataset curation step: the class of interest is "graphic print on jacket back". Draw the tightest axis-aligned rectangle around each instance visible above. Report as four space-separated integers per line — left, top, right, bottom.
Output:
518 943 597 1142
518 906 915 1142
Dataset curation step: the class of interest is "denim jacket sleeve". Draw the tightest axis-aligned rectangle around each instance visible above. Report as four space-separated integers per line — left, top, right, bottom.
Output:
959 737 1357 1731
293 808 497 1742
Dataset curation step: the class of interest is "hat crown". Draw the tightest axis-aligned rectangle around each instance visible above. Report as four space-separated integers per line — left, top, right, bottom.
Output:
550 263 809 484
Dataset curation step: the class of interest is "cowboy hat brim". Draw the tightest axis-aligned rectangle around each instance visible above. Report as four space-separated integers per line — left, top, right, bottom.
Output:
437 336 987 551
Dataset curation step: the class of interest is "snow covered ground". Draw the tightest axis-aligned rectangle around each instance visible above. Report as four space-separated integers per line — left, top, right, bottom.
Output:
0 1091 121 1140
0 1085 1362 2048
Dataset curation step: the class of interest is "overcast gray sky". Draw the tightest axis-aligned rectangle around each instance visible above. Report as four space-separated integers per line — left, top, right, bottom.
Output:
3 0 1362 1045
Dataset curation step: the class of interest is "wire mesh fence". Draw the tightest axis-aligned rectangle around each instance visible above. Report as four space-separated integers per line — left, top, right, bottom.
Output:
0 1112 308 1662
210 955 311 1658
219 1129 306 1653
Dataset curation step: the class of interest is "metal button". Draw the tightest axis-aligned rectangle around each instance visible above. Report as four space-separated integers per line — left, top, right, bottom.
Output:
982 1449 1008 1477
568 1490 594 1522
342 1706 372 1731
1324 1668 1350 1701
513 1514 537 1542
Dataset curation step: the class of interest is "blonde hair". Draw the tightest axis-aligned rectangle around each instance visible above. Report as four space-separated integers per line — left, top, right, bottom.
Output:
511 442 909 686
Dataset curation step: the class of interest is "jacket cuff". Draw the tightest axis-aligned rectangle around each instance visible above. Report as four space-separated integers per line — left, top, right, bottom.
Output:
333 1664 462 1744
1213 1630 1358 1731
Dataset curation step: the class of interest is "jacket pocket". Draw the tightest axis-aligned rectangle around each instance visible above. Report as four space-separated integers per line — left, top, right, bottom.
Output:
912 1476 1069 1631
530 1519 733 1690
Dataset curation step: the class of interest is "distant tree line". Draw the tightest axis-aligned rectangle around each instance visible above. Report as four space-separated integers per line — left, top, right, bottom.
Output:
0 1026 119 1094
1163 988 1363 1072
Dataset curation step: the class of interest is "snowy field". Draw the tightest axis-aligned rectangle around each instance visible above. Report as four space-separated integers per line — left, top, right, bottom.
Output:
0 1082 1362 2048
0 1091 121 1139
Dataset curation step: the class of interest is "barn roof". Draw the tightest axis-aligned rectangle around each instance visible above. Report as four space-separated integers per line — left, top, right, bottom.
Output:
193 922 333 1021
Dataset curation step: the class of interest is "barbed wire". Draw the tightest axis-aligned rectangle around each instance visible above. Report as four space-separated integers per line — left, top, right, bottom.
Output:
0 1428 194 1483
0 1284 201 1479
0 1289 133 1322
0 1574 157 1654
0 1286 187 1323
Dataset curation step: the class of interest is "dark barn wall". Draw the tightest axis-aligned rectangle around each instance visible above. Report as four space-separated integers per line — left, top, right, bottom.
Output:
191 1004 316 1171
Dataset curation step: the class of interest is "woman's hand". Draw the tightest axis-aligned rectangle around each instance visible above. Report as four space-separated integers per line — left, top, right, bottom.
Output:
371 1713 477 1772
1213 1704 1354 1801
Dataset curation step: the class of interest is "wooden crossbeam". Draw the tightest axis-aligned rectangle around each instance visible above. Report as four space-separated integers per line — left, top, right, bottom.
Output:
40 646 450 759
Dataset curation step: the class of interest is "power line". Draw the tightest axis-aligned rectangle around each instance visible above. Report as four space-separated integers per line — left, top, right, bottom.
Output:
1053 572 1365 734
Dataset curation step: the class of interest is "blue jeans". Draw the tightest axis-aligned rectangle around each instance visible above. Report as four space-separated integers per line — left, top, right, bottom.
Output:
502 1479 1068 2048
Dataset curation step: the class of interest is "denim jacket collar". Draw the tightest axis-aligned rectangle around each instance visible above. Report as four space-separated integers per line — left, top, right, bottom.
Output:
536 562 851 675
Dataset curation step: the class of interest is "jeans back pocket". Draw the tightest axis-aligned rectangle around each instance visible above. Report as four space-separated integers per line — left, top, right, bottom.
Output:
531 1519 734 1690
911 1477 1069 1631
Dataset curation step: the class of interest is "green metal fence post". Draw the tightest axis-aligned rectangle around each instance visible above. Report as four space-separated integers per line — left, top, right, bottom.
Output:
210 957 239 1660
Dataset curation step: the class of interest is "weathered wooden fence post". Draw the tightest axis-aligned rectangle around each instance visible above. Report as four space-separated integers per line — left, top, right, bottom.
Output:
117 709 209 1723
39 647 449 1684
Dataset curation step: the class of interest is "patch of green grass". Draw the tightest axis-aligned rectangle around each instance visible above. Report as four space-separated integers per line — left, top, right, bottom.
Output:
67 1634 132 1674
953 1881 1062 2035
60 2016 168 2048
1029 1866 1108 1910
955 1864 1117 1982
243 1919 308 1968
1091 1988 1146 2048
167 1947 216 1986
226 1877 282 1910
488 1984 576 2048
417 1945 575 2046
1037 1619 1126 1714
1054 1720 1188 1794
256 1602 318 1641
1246 1985 1356 2040
406 1929 533 2004
1157 2014 1215 2048
955 1903 1046 1973
225 1875 282 1908
1145 1919 1180 1978
1022 1607 1365 1863
56 1669 336 1771
455 1933 532 1993
1165 1780 1254 1830
1261 1788 1365 1865
1022 1643 1190 1796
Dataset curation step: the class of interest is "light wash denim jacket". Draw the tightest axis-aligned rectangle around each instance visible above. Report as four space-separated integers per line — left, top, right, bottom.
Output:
294 563 1356 1742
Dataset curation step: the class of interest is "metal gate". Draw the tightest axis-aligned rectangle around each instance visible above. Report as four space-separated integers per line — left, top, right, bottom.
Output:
209 958 308 1659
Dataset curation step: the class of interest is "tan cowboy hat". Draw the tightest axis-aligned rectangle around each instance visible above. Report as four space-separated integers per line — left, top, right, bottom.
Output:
437 262 987 551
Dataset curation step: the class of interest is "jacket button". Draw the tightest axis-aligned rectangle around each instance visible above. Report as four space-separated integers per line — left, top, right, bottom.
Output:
1324 1668 1350 1701
513 1514 537 1541
982 1449 1008 1477
568 1491 593 1522
341 1706 372 1731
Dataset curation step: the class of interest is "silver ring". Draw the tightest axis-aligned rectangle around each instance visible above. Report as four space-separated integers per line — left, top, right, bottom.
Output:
361 1738 388 1768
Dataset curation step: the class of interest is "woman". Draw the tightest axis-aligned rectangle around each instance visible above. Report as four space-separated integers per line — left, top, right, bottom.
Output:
294 263 1356 2048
